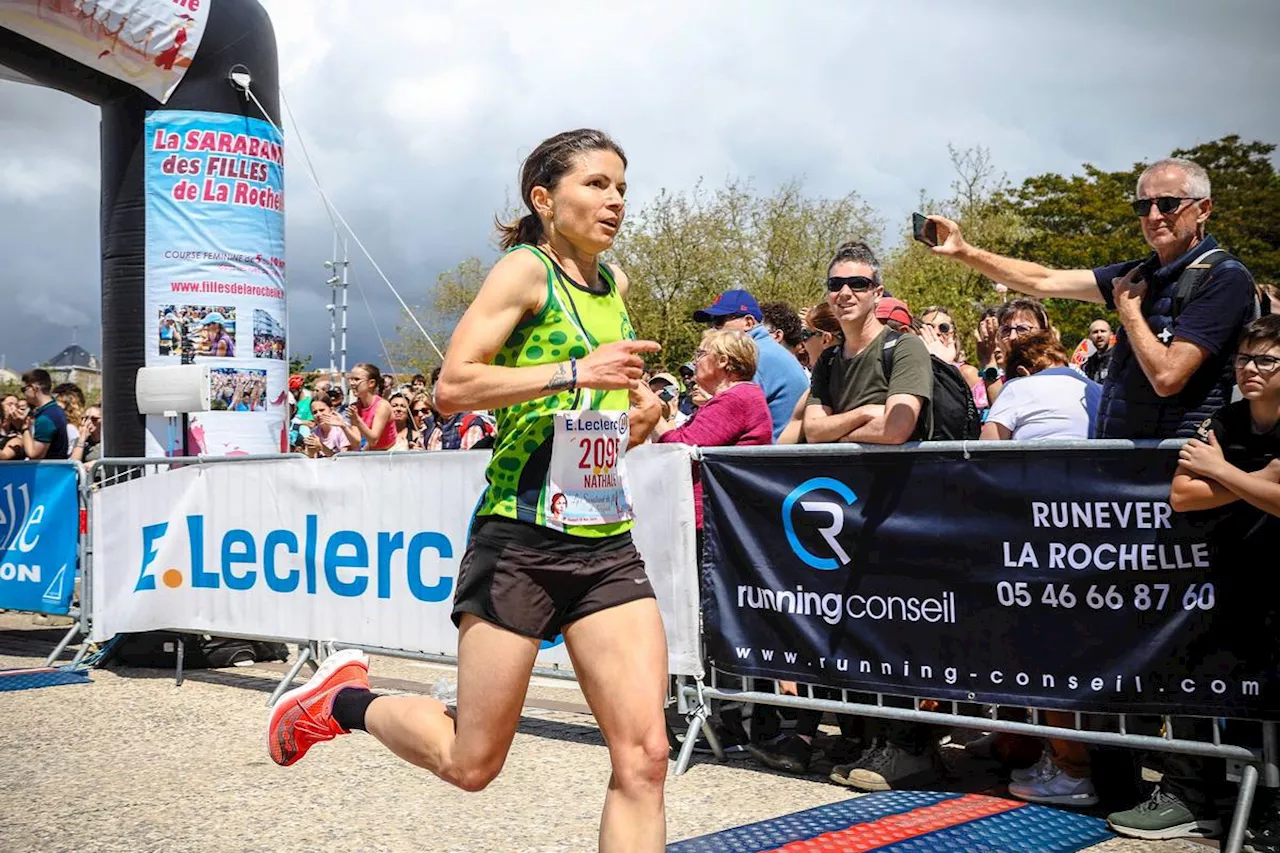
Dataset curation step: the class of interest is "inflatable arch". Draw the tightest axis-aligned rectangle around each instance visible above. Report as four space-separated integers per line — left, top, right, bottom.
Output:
1 0 285 456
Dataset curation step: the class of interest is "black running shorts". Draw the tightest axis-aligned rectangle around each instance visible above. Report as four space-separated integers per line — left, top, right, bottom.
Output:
451 517 656 641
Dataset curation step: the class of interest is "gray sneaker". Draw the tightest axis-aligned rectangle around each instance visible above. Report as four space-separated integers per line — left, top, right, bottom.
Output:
1008 765 1099 808
831 742 939 792
1009 749 1053 783
1107 787 1221 840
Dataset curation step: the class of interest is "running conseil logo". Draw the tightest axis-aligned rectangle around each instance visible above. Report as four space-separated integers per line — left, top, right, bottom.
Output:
781 477 857 571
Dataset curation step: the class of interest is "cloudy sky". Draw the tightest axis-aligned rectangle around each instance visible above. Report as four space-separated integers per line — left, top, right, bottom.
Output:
1 0 1277 376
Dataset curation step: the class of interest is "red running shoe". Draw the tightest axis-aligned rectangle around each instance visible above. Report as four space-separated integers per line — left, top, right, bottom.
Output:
268 649 370 766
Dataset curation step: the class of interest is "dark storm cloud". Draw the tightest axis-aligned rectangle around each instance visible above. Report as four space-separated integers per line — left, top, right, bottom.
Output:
1 0 1276 372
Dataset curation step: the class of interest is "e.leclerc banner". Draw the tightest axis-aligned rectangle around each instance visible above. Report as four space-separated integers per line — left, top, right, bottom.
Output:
0 463 78 615
144 110 287 456
701 445 1280 719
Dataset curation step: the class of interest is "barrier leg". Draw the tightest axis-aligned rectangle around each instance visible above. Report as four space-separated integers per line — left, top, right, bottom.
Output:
175 636 185 687
303 641 322 673
674 702 711 776
43 622 82 666
68 642 90 668
266 645 314 708
1223 763 1258 853
1264 722 1279 788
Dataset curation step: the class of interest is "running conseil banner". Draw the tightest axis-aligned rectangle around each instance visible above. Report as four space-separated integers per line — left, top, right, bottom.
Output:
91 447 702 675
700 446 1280 719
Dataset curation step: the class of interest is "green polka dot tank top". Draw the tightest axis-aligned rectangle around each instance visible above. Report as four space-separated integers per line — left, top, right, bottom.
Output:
477 244 638 538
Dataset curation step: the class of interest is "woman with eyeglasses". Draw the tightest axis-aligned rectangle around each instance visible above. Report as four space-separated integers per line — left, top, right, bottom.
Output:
978 298 1053 406
653 329 773 527
340 362 397 451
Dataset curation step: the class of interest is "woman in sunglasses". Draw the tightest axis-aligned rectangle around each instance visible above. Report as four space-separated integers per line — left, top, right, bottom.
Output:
410 393 433 449
70 404 103 465
919 305 982 403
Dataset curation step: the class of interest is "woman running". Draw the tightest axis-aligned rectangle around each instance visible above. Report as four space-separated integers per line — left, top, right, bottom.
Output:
269 129 668 852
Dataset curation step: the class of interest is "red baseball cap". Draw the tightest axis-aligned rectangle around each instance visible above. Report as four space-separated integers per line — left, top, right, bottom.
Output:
875 298 912 326
288 374 304 391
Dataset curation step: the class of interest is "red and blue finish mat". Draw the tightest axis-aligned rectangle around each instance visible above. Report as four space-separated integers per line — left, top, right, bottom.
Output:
667 790 1113 852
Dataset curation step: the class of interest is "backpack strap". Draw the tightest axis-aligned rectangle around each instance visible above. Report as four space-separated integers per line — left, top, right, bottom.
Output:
1171 248 1229 319
880 330 903 381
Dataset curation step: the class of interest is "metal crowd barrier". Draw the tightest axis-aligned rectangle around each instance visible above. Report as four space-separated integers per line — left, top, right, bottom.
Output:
70 444 1280 851
672 440 1280 853
87 455 322 698
85 453 580 702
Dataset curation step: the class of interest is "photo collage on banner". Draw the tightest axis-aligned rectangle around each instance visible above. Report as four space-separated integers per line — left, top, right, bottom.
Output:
144 110 286 455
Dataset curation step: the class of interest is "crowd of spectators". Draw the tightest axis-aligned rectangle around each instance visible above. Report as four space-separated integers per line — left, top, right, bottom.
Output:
638 156 1278 844
286 365 494 455
1 370 100 465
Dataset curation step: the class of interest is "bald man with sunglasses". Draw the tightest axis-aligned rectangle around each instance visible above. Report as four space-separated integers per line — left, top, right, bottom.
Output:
928 157 1262 441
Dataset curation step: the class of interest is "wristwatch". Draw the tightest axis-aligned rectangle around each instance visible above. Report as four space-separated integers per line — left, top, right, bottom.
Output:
982 366 1002 383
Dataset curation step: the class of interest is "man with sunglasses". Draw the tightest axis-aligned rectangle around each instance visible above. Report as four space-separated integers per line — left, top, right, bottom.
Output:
692 288 808 441
803 241 939 791
929 157 1263 441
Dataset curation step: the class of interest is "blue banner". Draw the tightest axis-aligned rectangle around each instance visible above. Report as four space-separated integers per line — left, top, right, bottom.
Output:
0 463 79 614
701 445 1280 720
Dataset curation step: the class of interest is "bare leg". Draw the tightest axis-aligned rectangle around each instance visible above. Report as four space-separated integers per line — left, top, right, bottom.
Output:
364 614 539 792
564 598 669 853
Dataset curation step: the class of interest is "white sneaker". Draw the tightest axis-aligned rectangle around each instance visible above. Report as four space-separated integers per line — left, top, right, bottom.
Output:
1009 765 1100 808
1010 748 1053 783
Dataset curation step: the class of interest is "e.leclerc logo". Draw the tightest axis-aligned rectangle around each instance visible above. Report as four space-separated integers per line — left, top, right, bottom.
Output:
133 515 454 602
782 477 857 570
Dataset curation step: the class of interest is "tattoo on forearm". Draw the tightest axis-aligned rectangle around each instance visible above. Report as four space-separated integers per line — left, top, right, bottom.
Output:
544 362 574 392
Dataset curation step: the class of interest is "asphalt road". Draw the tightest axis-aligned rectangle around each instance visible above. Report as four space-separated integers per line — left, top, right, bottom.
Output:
0 618 1216 852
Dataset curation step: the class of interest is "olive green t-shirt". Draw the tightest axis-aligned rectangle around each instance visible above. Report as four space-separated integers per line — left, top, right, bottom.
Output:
808 327 933 439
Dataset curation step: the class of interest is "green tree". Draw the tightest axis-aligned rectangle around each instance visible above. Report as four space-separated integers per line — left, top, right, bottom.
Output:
391 256 489 378
287 352 312 375
1003 135 1280 347
1171 136 1280 282
612 178 881 369
884 146 1027 362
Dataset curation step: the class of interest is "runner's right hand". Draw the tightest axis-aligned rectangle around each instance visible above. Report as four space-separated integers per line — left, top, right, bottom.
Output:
577 340 661 391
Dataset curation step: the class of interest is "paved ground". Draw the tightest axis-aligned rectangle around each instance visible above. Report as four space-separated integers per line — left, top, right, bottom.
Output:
0 617 1218 852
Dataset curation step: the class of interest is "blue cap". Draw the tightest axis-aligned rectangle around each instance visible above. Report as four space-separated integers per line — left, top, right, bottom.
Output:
693 289 763 323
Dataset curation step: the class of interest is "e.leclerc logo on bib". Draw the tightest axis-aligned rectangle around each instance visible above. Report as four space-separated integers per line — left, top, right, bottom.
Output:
782 477 857 570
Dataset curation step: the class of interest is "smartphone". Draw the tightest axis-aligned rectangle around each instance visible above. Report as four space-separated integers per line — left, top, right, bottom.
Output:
912 212 939 248
297 424 312 439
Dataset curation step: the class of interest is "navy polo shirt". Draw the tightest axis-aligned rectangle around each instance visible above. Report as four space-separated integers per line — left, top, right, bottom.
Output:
1091 235 1257 439
30 400 70 460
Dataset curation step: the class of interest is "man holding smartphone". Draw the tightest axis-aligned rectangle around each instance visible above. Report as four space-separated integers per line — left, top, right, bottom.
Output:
930 158 1263 841
927 157 1262 441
